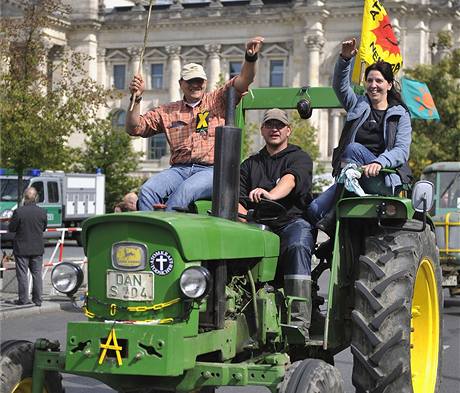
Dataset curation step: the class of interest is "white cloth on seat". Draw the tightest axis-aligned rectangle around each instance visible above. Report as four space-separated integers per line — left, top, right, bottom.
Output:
337 163 368 197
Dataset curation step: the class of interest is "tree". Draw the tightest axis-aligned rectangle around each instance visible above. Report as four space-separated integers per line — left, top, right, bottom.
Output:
0 0 114 201
404 37 460 178
71 116 144 211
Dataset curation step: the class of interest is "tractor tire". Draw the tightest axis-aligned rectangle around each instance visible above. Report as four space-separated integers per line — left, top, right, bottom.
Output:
352 225 442 393
0 340 63 393
278 359 344 393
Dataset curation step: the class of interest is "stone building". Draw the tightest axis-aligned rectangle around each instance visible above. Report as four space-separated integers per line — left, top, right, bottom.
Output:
3 0 459 175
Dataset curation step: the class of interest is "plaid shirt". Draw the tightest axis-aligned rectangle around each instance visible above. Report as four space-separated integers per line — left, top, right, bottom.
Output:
131 78 241 165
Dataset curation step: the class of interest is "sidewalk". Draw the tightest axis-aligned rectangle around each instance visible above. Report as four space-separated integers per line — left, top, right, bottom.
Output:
0 291 70 320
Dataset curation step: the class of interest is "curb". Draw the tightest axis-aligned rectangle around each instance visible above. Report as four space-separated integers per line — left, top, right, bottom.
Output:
0 299 66 320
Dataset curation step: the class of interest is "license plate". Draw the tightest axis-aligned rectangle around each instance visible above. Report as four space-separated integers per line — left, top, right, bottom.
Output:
442 275 458 287
106 270 154 301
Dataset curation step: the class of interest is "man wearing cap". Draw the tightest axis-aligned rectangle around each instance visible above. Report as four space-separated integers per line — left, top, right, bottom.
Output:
238 108 315 339
126 36 264 211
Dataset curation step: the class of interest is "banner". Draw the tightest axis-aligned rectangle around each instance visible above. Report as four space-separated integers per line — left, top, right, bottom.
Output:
352 0 403 84
401 77 440 120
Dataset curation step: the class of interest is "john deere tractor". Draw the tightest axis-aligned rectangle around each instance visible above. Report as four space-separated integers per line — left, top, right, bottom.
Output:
421 162 460 296
0 87 443 393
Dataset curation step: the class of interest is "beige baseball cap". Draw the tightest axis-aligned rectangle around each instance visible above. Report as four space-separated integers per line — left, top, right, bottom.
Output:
181 63 207 81
262 108 290 126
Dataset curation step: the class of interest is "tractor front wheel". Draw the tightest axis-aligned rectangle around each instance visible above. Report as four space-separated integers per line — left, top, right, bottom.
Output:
278 358 344 392
352 225 442 393
0 340 63 393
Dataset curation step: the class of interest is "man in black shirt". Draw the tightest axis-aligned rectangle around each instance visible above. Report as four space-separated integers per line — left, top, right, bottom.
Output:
239 108 315 338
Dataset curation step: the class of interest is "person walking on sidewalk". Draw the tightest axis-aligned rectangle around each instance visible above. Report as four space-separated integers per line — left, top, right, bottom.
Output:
8 187 47 306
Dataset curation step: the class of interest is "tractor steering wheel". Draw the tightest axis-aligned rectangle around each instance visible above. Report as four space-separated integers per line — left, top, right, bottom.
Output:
239 197 287 224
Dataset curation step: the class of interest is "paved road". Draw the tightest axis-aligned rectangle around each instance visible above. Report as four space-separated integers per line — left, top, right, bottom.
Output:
1 242 459 392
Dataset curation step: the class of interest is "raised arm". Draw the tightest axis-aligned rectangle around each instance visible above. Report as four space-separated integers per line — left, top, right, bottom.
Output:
333 38 359 111
233 36 264 94
125 74 145 135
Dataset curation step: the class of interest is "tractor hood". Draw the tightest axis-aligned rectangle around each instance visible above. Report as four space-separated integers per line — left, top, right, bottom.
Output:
82 211 280 262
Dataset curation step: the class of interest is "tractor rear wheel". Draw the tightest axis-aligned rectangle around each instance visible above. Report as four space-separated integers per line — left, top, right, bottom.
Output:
278 358 344 392
0 340 63 393
352 225 442 393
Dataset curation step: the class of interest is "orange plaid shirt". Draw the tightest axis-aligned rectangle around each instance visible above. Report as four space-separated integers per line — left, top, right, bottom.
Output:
131 78 242 165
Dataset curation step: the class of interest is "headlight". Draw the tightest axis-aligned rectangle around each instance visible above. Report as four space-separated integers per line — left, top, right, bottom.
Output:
0 209 13 219
51 262 83 295
179 266 211 299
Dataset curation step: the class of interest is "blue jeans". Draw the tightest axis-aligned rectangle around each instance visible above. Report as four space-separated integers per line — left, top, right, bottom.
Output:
138 164 213 211
273 218 316 277
307 143 393 223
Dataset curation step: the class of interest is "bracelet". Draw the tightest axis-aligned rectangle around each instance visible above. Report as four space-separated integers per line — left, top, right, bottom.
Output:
340 54 351 61
245 52 258 62
130 95 142 104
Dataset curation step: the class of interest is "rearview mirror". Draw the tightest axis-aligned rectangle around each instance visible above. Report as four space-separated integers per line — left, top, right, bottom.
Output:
412 180 434 213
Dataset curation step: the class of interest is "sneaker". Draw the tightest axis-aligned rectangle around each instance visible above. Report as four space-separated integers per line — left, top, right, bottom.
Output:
34 302 42 307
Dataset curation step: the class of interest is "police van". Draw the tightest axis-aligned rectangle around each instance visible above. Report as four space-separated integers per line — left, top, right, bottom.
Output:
0 169 105 245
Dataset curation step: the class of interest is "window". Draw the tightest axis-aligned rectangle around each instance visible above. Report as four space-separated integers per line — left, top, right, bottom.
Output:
149 134 168 160
113 64 126 90
47 182 59 203
151 63 164 89
112 110 126 129
30 181 44 203
229 61 241 79
269 60 284 87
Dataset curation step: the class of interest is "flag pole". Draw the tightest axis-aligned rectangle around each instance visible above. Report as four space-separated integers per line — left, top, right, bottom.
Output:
129 0 155 112
359 60 366 85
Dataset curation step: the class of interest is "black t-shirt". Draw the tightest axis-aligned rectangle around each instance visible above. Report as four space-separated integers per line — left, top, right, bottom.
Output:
239 144 313 229
355 108 386 156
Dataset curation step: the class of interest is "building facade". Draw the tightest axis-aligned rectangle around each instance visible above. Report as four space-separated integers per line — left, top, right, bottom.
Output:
3 0 459 175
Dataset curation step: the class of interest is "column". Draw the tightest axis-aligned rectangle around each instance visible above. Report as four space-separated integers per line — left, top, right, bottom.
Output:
169 0 184 19
205 44 221 91
329 110 342 157
304 34 324 87
304 33 324 134
38 40 54 93
96 47 107 87
209 0 223 17
79 33 98 81
166 45 182 102
127 47 143 77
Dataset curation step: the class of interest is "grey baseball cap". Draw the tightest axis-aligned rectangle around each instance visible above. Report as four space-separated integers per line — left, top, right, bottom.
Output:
262 108 290 126
181 63 207 81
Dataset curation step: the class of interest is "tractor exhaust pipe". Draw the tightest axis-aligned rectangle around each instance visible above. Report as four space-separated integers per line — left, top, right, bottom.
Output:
211 87 241 329
211 86 241 221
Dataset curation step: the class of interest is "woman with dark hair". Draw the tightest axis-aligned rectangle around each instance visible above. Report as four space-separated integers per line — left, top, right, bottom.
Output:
307 38 412 236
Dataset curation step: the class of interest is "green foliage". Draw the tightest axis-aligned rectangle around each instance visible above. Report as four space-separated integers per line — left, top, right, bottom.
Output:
0 0 117 201
404 36 460 179
70 118 144 211
0 0 141 209
289 112 320 163
289 113 327 193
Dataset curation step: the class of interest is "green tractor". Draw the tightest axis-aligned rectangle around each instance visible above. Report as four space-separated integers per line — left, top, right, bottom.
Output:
0 87 443 393
421 162 460 296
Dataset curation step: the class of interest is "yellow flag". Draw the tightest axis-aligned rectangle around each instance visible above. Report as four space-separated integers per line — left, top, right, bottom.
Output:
352 0 403 84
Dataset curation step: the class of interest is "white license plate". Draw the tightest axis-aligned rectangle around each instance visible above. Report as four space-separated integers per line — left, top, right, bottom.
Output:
442 275 458 287
106 270 154 301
